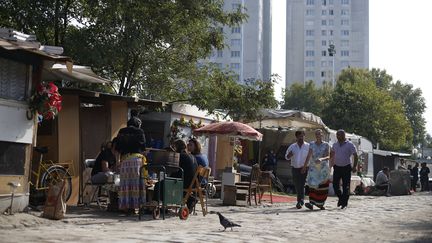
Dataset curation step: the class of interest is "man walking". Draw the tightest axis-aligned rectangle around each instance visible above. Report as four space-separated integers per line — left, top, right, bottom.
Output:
285 130 311 209
330 129 358 209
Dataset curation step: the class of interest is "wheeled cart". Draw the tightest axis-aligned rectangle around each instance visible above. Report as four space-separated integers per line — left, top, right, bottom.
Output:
138 164 189 220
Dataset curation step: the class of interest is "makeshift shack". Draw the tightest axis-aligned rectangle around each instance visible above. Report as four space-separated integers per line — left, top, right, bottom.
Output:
0 33 71 213
247 109 329 188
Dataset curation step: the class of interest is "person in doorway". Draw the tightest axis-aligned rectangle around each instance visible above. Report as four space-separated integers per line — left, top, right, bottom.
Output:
91 139 118 184
420 162 430 191
411 163 419 192
375 167 391 196
330 129 358 209
305 129 331 210
262 150 278 175
285 130 311 209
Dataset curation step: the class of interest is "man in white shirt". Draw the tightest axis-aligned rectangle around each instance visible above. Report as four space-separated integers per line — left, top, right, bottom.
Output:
285 130 312 209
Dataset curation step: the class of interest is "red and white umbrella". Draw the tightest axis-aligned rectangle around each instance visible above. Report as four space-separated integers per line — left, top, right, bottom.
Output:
193 121 263 141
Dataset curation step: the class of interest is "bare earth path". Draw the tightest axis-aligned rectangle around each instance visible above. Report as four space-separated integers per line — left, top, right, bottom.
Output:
1 192 431 243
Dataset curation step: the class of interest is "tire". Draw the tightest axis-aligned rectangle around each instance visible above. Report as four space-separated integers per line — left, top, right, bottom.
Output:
152 208 160 219
41 165 72 202
179 206 189 220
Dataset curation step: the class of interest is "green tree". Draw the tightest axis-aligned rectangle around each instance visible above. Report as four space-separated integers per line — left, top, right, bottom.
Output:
0 0 80 46
281 80 332 117
323 68 412 151
370 68 393 90
390 80 426 147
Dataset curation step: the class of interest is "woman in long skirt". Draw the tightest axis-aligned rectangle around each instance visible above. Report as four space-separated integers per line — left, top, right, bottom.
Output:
115 125 146 214
305 129 331 210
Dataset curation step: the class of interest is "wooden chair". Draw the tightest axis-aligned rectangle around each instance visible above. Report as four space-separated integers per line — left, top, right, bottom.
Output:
235 164 260 206
183 166 211 216
258 170 273 204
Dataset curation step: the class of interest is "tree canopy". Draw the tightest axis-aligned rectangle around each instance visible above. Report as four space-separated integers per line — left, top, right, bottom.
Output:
0 0 278 121
322 68 413 151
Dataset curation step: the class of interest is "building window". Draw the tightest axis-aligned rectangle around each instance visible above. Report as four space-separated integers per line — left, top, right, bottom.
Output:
306 40 315 47
341 0 349 4
341 61 350 67
341 9 349 16
329 30 334 36
306 30 314 36
306 71 315 78
305 61 315 67
341 40 349 47
306 9 315 15
231 39 241 46
329 9 334 15
329 19 334 25
341 30 349 36
306 0 315 5
306 50 315 56
321 61 327 67
321 71 326 77
321 20 327 26
0 58 27 101
231 27 241 33
322 40 327 46
321 30 327 36
329 0 334 4
232 3 241 9
322 50 327 56
231 51 241 57
341 19 349 26
322 0 327 6
341 50 349 56
230 63 240 69
322 10 327 15
217 50 223 57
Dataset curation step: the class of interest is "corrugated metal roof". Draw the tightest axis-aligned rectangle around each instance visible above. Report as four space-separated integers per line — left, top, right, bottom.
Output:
373 149 411 157
0 38 72 62
42 64 111 84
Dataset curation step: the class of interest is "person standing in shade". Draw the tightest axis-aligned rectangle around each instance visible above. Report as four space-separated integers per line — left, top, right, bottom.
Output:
127 109 142 128
419 162 430 191
411 163 419 192
330 129 358 209
285 130 311 209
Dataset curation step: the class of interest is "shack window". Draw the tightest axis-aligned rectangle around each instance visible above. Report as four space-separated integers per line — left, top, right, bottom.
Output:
0 141 26 175
0 57 28 101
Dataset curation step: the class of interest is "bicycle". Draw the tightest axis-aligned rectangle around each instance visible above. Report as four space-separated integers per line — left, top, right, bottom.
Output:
30 147 73 203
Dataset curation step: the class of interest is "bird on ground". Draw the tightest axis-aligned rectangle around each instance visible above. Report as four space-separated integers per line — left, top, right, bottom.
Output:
216 212 241 231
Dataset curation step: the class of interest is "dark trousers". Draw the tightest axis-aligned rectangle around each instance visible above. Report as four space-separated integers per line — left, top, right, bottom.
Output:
292 167 307 203
420 178 429 191
411 178 418 191
333 164 352 206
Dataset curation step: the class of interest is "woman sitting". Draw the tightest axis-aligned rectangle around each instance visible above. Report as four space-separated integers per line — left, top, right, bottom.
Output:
91 139 118 184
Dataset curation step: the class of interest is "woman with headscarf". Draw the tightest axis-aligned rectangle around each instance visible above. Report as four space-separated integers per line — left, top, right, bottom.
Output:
305 129 331 210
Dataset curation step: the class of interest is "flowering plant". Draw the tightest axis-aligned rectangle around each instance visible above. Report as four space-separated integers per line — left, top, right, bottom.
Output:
29 82 62 122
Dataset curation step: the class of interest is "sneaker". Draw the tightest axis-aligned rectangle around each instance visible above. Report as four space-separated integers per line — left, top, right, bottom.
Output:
296 202 302 209
317 205 325 210
337 199 342 207
305 203 313 210
300 200 305 206
341 204 347 209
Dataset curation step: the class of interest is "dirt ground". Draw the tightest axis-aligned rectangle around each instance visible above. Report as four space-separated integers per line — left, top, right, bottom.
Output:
1 192 431 243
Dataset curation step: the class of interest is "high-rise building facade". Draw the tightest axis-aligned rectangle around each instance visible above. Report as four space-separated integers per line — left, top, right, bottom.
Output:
203 0 272 83
285 0 368 87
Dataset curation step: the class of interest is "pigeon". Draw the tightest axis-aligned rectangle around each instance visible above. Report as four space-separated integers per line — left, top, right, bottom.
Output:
216 212 241 231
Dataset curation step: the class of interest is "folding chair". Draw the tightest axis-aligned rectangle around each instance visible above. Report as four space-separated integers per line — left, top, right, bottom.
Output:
183 166 210 216
82 159 113 208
